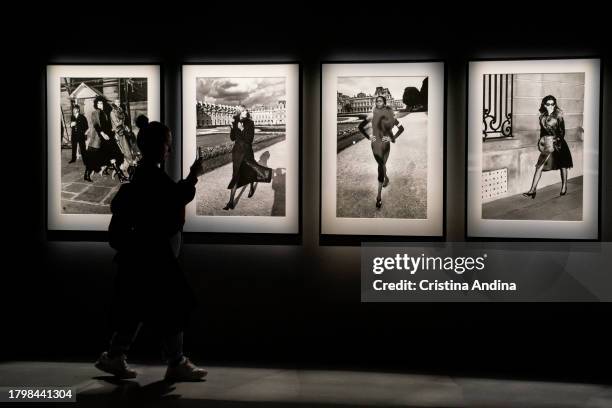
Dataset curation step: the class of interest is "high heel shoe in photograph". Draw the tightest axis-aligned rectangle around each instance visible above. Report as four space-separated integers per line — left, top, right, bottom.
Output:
376 198 382 209
223 201 235 210
522 191 536 199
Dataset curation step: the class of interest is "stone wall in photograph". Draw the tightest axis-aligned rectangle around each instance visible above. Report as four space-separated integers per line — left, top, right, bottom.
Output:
482 73 584 202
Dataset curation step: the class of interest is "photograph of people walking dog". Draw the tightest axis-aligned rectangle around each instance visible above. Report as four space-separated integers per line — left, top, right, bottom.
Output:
47 65 160 231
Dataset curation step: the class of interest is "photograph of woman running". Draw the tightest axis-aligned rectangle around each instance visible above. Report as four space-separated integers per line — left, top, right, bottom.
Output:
322 62 445 237
358 96 404 208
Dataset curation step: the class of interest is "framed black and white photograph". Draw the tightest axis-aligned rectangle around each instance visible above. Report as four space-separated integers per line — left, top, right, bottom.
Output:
47 64 161 231
182 64 300 234
320 61 445 239
467 58 601 239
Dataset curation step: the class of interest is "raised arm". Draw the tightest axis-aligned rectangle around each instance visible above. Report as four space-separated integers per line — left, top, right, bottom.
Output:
179 157 205 206
392 119 404 142
229 118 239 141
176 177 197 206
358 118 371 140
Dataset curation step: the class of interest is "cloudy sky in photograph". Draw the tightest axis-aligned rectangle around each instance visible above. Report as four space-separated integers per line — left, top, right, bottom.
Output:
196 77 285 107
338 76 426 101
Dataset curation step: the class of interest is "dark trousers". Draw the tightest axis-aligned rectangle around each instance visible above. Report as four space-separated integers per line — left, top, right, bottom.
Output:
108 317 184 366
71 136 86 162
107 255 196 366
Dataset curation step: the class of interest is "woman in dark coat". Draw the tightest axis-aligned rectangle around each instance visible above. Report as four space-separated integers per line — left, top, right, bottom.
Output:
86 97 107 179
91 96 127 183
95 121 208 382
358 96 404 208
523 95 573 199
224 107 273 210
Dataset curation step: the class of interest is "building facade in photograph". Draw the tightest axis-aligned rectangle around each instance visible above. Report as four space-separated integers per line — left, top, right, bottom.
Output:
481 73 584 203
197 100 287 128
196 102 238 127
337 87 406 114
250 100 286 125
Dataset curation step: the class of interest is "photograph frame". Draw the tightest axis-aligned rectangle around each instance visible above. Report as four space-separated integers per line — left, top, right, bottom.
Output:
180 62 302 244
46 63 162 239
465 56 603 241
319 59 447 246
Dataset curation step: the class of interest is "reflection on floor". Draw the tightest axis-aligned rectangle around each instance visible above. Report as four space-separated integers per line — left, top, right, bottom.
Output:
482 176 583 221
0 361 610 407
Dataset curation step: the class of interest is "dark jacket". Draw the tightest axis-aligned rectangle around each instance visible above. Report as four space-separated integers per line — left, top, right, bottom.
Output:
70 113 89 142
539 111 565 139
108 162 198 331
536 110 573 170
230 117 255 145
226 116 272 189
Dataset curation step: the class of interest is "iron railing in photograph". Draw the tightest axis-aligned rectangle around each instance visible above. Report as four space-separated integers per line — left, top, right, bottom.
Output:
483 74 513 140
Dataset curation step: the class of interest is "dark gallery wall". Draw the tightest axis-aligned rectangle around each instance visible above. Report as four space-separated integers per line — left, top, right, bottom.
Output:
3 9 611 383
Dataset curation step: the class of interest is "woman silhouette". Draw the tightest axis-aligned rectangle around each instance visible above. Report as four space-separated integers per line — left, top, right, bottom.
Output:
523 95 573 199
95 121 207 382
358 96 404 208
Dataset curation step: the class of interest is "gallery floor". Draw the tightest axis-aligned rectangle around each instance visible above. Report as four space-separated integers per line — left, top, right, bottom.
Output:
1 361 610 407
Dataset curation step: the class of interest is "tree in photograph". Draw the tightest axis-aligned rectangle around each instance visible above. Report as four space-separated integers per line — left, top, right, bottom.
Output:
419 77 428 111
402 86 421 112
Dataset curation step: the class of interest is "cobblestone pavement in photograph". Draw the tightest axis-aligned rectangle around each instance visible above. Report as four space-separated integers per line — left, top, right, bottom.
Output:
60 149 121 214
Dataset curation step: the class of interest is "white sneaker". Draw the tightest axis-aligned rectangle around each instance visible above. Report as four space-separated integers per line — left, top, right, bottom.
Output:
94 351 137 379
164 357 207 382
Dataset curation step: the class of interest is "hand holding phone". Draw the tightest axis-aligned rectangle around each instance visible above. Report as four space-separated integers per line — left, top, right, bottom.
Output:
189 147 205 178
